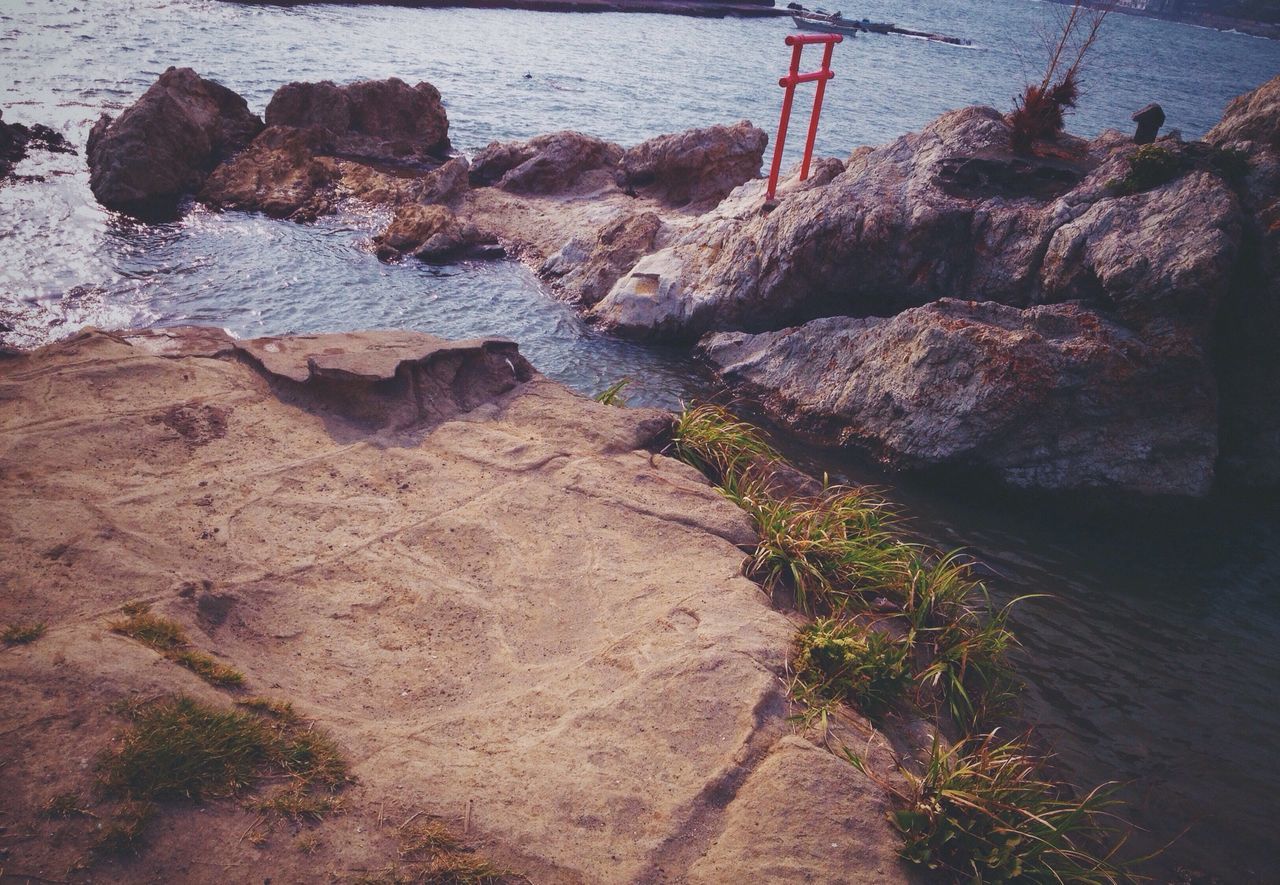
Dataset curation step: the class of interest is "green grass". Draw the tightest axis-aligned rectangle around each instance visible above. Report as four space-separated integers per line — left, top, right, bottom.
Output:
3 621 47 644
94 694 351 855
110 604 245 688
860 733 1133 883
594 377 630 406
793 618 911 720
670 403 782 490
1108 144 1184 196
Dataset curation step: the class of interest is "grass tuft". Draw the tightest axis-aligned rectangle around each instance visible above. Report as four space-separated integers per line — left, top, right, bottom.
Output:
94 799 153 856
593 377 630 406
42 791 89 819
110 604 244 688
884 733 1132 883
1108 144 1184 196
95 694 351 854
793 618 911 720
3 621 47 644
398 818 508 884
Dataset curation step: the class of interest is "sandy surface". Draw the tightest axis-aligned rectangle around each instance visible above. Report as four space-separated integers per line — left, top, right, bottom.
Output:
0 327 909 882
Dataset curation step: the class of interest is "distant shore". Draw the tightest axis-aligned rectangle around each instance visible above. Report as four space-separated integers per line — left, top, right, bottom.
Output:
223 0 789 17
1043 0 1280 40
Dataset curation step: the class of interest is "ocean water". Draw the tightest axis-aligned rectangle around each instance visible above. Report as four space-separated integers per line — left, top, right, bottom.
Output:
2 0 1279 877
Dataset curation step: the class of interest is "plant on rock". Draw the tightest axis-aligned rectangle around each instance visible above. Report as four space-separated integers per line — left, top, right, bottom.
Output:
793 618 911 720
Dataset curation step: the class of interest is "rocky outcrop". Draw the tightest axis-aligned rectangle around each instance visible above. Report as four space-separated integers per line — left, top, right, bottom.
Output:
0 109 75 180
701 300 1218 496
618 120 767 208
200 125 339 221
371 203 500 262
540 211 664 306
86 67 263 217
0 326 910 883
264 77 451 163
468 130 623 194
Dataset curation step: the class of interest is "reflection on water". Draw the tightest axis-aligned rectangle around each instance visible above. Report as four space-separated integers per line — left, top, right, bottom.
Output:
3 0 1280 878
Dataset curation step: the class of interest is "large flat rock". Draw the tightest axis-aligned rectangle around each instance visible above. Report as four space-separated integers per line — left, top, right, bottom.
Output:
0 328 910 882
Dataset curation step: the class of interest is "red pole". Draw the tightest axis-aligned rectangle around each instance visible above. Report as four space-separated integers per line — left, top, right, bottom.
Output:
766 42 804 202
765 34 841 202
800 39 836 182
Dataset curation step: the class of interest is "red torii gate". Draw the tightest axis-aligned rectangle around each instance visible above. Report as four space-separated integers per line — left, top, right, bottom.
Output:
766 32 842 202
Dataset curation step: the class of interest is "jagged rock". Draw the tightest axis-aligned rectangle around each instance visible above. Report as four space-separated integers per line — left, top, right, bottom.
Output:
617 120 768 208
86 67 263 217
468 131 623 194
372 204 499 262
0 109 76 180
200 126 338 221
1039 169 1241 331
593 106 1084 340
1207 71 1280 152
700 299 1218 497
265 77 450 163
0 327 910 882
540 211 663 306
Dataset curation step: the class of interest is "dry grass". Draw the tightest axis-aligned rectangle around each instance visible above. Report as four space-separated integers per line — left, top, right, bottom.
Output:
3 621 47 644
109 603 245 688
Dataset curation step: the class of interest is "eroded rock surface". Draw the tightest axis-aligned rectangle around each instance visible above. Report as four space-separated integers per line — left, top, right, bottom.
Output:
0 327 910 883
468 130 624 194
86 67 263 217
701 300 1218 496
618 120 768 208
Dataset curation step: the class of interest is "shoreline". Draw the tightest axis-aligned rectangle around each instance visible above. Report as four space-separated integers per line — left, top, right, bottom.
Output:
223 0 790 18
1042 0 1280 40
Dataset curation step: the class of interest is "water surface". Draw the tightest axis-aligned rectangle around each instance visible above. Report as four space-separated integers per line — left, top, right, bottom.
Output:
3 0 1279 878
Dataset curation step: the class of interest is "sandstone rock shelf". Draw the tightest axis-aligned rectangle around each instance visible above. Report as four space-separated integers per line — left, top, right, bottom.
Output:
0 327 909 883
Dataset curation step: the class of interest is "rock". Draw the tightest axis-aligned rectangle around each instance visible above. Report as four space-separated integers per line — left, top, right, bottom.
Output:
0 326 910 882
1206 72 1280 152
617 120 768 208
1039 170 1241 332
0 108 76 180
700 299 1218 497
200 125 339 221
593 106 1088 340
265 77 450 163
372 204 500 262
469 130 623 194
86 67 263 217
540 211 663 306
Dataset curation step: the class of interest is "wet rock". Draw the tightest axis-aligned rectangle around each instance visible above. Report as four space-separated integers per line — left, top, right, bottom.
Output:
200 125 339 221
700 299 1218 497
86 67 263 218
372 204 499 262
468 130 623 194
617 120 767 208
265 77 450 163
540 211 663 306
0 108 76 180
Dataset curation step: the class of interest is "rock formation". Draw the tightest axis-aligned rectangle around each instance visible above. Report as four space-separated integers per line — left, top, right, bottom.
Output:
617 120 769 208
701 300 1218 495
469 130 623 194
86 67 263 218
0 108 75 180
0 327 909 882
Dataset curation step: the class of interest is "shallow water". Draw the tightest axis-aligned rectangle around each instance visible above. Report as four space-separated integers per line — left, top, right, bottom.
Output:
3 0 1280 877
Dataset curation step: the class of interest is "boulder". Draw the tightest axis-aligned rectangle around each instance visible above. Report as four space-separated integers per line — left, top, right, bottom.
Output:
468 131 623 194
265 77 450 163
200 125 339 221
1207 71 1280 152
86 67 263 217
540 211 664 306
372 204 499 262
617 120 768 208
700 299 1218 497
0 108 75 180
